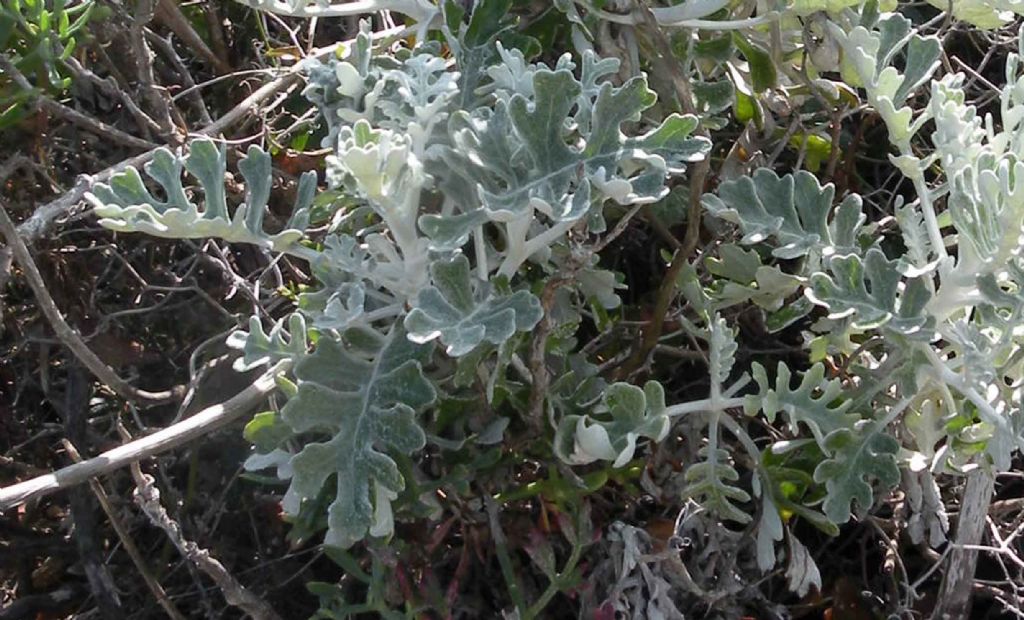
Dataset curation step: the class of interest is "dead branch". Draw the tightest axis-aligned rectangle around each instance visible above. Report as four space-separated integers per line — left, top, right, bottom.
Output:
63 439 188 620
131 465 283 620
0 359 289 511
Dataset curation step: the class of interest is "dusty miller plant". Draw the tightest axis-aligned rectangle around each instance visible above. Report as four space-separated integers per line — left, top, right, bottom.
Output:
87 2 710 552
82 0 1024 613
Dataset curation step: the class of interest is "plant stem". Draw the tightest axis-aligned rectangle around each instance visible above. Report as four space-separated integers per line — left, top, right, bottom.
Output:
930 469 996 620
665 396 746 417
485 495 528 616
524 534 586 619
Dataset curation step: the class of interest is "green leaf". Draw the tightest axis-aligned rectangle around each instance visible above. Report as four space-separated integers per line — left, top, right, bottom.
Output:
702 169 866 260
442 0 538 108
706 244 802 312
732 33 776 93
926 0 1024 29
281 326 436 548
404 254 543 356
244 411 293 452
555 381 670 468
814 421 900 523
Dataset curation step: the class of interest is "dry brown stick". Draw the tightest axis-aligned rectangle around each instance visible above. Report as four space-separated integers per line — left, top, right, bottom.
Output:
131 464 283 620
154 0 232 75
63 56 165 138
0 200 180 405
613 5 711 380
202 2 231 66
0 359 288 510
0 54 158 151
145 30 214 126
0 155 28 290
62 439 188 620
37 96 161 150
527 276 571 424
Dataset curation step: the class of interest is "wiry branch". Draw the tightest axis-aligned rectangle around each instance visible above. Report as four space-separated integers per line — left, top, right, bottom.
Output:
0 200 180 405
131 465 283 620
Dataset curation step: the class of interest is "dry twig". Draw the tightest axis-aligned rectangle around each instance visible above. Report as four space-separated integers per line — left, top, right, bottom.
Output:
0 200 180 405
131 464 283 620
62 438 188 620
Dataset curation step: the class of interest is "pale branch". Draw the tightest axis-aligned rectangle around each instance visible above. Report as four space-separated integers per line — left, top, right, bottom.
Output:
0 360 290 511
130 0 177 139
145 30 214 126
62 440 188 620
932 469 997 620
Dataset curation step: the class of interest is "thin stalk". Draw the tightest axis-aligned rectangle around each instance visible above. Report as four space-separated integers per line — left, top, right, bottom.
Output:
485 496 527 616
524 535 586 619
665 396 746 417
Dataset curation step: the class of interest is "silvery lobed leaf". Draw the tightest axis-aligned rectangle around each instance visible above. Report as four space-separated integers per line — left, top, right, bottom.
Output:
404 254 543 356
683 446 752 524
709 314 738 390
702 170 866 260
757 492 784 571
436 64 709 224
903 470 949 547
814 420 901 523
442 0 538 108
279 325 435 548
555 381 670 468
748 362 857 450
227 314 309 371
807 249 933 336
829 14 940 145
89 139 314 252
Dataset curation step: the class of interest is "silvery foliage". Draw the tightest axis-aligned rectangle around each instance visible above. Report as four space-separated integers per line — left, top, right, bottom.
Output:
563 3 1024 583
87 141 315 253
87 6 710 549
662 6 1024 576
85 0 1024 593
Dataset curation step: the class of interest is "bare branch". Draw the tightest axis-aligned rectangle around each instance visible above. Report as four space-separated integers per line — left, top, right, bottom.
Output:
131 466 283 620
0 54 158 151
0 360 289 510
63 440 188 620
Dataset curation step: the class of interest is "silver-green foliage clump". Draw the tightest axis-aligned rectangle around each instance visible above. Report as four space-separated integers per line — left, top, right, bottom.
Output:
84 0 1024 608
88 9 710 549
